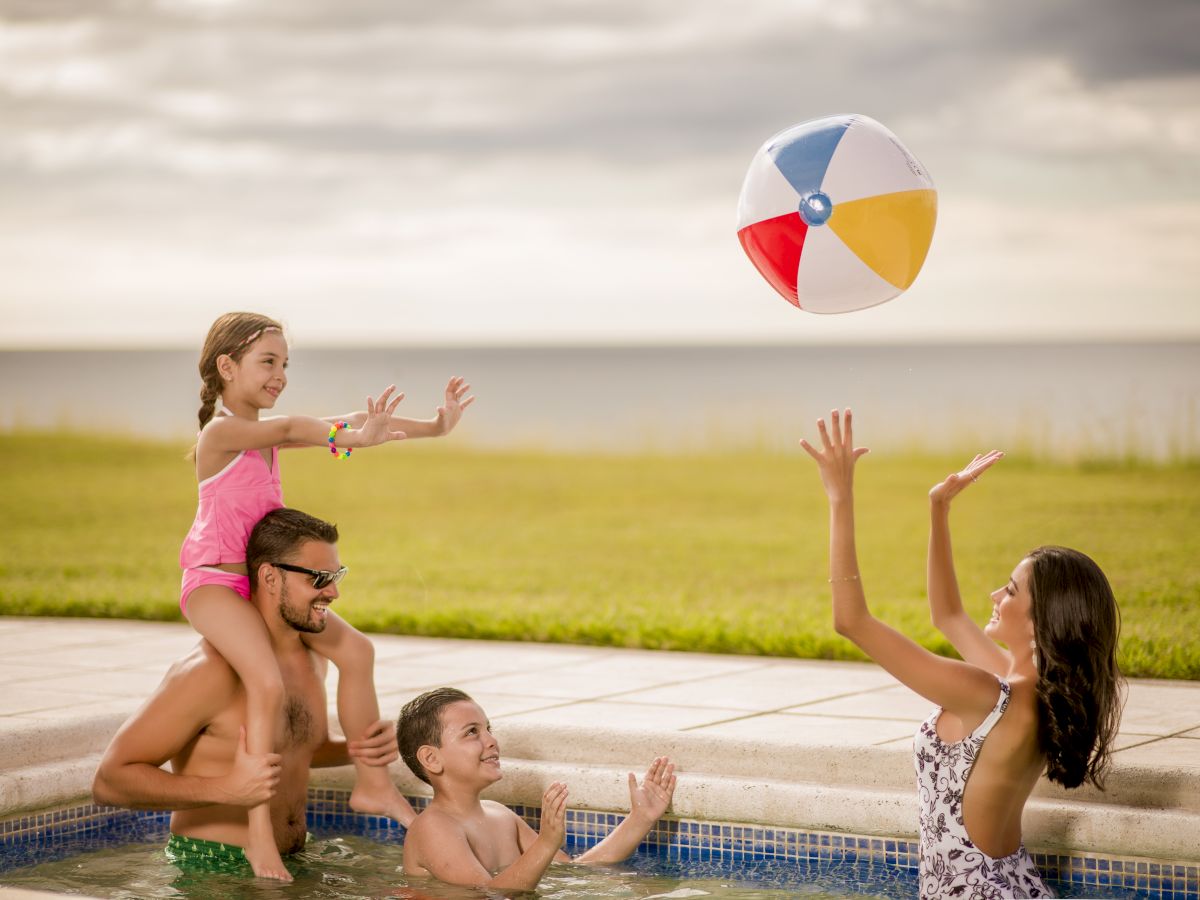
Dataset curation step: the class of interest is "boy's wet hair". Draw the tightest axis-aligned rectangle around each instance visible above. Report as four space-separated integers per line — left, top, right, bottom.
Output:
396 687 474 784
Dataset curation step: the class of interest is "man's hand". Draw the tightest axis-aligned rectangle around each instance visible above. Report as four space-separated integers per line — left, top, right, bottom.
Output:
213 726 282 807
627 756 677 825
348 719 400 768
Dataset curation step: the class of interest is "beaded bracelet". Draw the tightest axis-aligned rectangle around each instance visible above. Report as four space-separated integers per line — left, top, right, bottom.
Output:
828 574 860 583
327 421 353 461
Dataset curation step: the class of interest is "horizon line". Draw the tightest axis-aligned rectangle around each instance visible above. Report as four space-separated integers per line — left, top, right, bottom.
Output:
4 334 1200 352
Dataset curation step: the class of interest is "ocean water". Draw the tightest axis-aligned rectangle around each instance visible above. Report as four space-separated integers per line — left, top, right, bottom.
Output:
1 343 1197 459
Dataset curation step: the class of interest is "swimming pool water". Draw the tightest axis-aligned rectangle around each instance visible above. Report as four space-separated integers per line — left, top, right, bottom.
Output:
0 805 1164 900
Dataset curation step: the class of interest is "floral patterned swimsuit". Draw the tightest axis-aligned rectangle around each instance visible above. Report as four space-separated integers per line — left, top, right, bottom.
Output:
914 676 1052 899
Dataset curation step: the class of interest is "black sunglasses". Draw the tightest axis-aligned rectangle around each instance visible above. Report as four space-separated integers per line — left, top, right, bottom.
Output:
272 562 348 590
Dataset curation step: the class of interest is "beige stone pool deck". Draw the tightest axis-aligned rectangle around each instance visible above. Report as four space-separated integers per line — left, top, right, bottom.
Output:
2 616 1199 870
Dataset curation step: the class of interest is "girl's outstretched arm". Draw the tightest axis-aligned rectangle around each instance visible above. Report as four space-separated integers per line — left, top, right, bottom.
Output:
205 386 406 453
800 409 999 721
927 453 1012 675
324 376 474 438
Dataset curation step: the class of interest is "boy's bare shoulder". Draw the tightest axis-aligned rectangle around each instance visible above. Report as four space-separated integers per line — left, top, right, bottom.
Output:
407 800 519 844
406 803 466 840
481 799 518 817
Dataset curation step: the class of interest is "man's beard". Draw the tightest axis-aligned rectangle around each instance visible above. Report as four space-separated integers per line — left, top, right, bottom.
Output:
278 579 326 634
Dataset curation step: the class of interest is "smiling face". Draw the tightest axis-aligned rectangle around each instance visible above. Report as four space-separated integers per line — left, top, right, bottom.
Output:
424 700 502 789
219 331 289 411
984 556 1036 650
274 539 339 634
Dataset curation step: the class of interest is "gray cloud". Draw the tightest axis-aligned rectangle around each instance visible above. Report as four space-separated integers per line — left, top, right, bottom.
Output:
1 0 1197 346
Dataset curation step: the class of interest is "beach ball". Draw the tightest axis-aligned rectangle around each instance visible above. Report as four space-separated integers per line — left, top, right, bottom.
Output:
736 114 937 314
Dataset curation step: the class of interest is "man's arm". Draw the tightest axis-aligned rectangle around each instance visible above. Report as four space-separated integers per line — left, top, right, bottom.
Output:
92 649 280 810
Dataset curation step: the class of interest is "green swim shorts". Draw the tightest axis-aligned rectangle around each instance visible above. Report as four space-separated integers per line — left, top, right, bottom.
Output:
164 833 250 874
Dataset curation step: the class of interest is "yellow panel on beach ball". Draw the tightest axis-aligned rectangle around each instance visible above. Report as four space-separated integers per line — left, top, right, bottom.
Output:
827 189 938 290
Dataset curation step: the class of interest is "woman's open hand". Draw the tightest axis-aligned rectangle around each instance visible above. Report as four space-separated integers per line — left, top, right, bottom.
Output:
799 408 869 504
928 450 1004 508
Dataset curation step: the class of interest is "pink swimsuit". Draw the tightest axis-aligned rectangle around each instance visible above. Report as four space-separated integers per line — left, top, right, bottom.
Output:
179 447 284 615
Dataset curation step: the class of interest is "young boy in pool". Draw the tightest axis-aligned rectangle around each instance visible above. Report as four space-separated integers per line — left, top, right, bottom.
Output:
396 688 677 891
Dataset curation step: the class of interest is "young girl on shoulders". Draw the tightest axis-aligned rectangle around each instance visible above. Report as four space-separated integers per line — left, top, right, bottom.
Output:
800 409 1122 900
180 312 474 880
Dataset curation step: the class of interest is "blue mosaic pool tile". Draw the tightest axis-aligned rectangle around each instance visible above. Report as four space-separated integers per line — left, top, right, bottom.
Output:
2 789 1196 899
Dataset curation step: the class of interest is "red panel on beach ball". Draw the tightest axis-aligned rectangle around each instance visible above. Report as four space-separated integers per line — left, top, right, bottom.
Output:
736 214 809 307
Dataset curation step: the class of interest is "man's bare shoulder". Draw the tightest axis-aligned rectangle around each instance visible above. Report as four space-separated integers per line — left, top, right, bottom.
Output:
157 640 239 701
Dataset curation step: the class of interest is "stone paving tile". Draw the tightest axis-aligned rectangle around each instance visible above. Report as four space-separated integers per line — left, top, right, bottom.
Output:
1 630 134 657
0 686 97 716
439 691 569 719
610 663 894 712
782 683 932 721
4 619 1200 767
1116 681 1200 736
394 643 612 671
352 662 527 692
453 668 664 700
0 662 73 686
0 717 52 736
370 687 563 719
1114 737 1200 770
688 713 919 745
495 700 751 731
563 650 770 682
18 699 141 721
1 642 193 671
20 669 166 698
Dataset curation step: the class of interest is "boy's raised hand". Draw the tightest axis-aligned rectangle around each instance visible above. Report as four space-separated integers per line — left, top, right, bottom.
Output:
433 376 475 436
628 756 677 825
538 781 568 848
358 385 407 445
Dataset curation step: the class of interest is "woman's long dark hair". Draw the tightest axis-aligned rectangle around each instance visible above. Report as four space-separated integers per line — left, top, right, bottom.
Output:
1027 546 1124 789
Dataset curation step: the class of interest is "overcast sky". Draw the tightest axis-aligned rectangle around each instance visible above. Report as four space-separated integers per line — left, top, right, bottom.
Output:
2 0 1197 347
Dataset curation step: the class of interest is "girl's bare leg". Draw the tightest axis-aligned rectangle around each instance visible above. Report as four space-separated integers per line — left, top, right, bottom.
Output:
187 588 292 881
303 613 415 825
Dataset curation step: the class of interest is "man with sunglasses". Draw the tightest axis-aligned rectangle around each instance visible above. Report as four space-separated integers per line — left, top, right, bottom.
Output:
93 507 410 876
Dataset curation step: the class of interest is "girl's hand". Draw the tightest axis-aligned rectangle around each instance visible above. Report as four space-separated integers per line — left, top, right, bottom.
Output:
628 756 677 826
433 376 475 436
356 385 407 446
799 408 869 503
928 451 1004 507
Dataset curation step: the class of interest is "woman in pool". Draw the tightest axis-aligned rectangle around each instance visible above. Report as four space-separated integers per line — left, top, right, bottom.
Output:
800 409 1123 900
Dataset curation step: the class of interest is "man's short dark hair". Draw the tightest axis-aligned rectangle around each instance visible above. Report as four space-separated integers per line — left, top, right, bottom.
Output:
246 508 339 596
396 688 474 784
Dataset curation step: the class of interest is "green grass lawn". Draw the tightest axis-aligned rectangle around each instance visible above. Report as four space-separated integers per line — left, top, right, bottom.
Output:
2 432 1198 679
